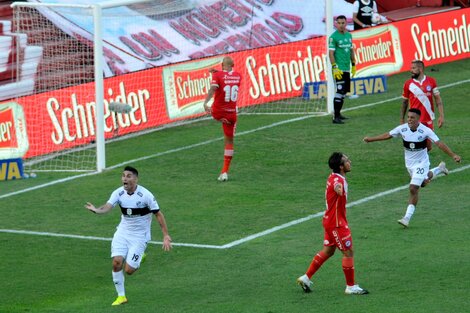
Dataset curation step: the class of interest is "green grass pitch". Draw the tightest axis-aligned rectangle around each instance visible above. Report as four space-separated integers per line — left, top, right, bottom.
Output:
1 58 470 313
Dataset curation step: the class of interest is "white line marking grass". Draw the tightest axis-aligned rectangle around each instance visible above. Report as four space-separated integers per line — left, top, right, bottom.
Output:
2 165 468 249
1 79 468 200
1 79 468 247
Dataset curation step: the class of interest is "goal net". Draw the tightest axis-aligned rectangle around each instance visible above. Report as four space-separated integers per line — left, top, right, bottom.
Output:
11 0 335 172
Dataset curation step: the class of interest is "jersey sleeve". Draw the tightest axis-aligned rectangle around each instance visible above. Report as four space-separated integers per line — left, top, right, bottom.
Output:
147 193 160 212
328 36 336 50
353 1 359 12
107 188 121 207
431 77 440 95
389 125 402 137
210 72 220 88
402 80 410 99
426 128 440 143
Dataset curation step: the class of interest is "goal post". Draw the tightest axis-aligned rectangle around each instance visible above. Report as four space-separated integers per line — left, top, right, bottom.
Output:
11 2 106 172
10 0 335 173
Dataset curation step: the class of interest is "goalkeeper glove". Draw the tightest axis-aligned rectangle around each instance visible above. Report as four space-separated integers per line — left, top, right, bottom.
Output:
351 63 357 77
332 63 343 80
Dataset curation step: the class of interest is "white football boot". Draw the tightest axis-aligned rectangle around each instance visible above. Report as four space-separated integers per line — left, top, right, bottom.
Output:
438 161 449 175
345 284 369 295
217 172 228 182
398 217 410 228
296 274 312 293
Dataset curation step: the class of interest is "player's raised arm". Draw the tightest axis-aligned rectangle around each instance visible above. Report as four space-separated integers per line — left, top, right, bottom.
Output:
85 202 113 214
363 133 393 143
434 140 461 163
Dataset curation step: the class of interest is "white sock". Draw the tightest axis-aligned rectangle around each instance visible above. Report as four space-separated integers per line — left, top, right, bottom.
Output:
430 166 441 178
404 204 415 220
112 270 125 296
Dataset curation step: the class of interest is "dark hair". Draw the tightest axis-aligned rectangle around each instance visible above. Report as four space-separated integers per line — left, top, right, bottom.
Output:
124 166 138 176
409 108 421 116
328 152 344 173
336 15 347 21
412 59 425 70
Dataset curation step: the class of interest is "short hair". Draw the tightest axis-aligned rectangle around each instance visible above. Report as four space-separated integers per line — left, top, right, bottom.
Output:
336 15 347 21
222 56 234 68
328 152 344 173
124 166 138 176
409 108 421 116
412 59 425 70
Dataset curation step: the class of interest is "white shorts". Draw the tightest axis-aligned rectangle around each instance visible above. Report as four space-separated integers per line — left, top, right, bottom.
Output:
407 162 430 186
111 228 148 269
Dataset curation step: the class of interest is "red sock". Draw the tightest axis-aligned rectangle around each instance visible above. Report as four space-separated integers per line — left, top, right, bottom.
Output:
306 251 330 279
221 143 233 173
342 256 355 286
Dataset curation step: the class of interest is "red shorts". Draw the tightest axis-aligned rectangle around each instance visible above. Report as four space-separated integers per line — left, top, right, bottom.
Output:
211 111 237 138
323 226 353 251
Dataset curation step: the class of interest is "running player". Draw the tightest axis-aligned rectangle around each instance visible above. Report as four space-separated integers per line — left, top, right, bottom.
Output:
85 166 172 306
364 108 461 227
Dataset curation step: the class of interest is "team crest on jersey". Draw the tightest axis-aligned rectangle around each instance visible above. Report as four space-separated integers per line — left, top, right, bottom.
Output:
426 85 432 91
136 201 142 207
401 127 407 132
137 191 143 197
345 240 351 247
418 136 423 141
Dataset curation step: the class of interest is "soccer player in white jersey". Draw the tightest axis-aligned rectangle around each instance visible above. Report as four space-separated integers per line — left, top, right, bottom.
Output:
85 166 172 306
363 108 461 227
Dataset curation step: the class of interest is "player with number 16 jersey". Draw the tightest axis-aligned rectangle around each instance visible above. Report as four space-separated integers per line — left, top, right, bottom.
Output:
203 56 242 182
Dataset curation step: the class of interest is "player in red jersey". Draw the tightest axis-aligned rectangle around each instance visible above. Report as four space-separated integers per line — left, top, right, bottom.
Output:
203 56 241 182
401 60 444 150
297 152 368 295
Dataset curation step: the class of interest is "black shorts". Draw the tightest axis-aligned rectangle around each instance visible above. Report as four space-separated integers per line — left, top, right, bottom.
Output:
335 71 351 94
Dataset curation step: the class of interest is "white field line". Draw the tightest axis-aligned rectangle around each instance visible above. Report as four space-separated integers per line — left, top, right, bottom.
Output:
2 165 468 249
1 79 468 200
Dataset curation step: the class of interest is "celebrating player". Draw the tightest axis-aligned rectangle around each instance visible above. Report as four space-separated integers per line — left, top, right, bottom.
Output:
329 15 356 124
364 108 461 227
297 152 369 295
85 166 172 306
203 56 242 182
401 60 444 150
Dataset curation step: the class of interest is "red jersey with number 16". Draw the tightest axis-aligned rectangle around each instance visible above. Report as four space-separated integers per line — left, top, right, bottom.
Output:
323 173 348 228
210 70 242 113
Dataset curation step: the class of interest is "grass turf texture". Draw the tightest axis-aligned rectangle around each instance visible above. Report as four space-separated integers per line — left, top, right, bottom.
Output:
1 58 469 312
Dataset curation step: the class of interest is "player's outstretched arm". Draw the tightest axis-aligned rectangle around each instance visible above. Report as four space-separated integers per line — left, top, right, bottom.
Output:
85 202 113 214
434 141 461 163
363 133 393 143
155 211 172 251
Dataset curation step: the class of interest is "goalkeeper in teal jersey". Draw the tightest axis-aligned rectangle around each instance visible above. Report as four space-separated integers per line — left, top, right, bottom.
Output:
328 15 356 124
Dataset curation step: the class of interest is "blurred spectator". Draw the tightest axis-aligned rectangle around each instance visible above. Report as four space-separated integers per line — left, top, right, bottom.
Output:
353 0 382 30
